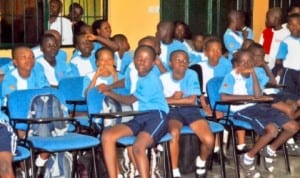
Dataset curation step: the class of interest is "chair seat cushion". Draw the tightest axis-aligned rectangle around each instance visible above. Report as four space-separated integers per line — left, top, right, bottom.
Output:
117 133 172 146
13 146 30 162
180 121 224 135
28 133 100 152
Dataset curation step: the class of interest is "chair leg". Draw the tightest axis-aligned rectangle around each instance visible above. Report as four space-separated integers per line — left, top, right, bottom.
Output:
163 142 173 178
230 126 240 178
92 147 98 178
218 132 226 178
282 142 291 174
30 148 36 178
24 159 29 178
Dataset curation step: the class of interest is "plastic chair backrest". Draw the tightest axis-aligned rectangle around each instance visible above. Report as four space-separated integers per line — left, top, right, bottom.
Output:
86 87 105 115
206 77 229 113
58 76 85 101
0 57 12 67
189 64 203 93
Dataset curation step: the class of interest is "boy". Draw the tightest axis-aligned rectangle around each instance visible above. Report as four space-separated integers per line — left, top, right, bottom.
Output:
258 7 290 71
275 14 300 95
0 112 17 178
160 50 214 178
70 34 96 76
34 33 78 87
189 33 206 65
220 50 298 177
101 45 169 178
155 21 188 71
111 34 132 75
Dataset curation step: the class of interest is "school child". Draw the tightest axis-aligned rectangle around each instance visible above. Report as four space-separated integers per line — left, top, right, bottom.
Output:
275 13 300 95
70 34 96 76
111 34 132 74
160 50 214 178
237 10 254 40
83 47 122 94
34 33 78 87
2 46 49 102
189 33 206 65
223 10 245 61
156 21 188 71
101 45 169 178
258 7 290 71
282 4 300 29
220 49 298 178
0 112 17 178
173 21 193 52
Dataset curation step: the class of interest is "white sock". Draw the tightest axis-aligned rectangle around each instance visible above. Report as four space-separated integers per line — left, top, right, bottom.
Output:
117 174 123 178
287 138 295 145
214 146 220 153
223 129 229 143
195 156 206 168
237 144 246 151
172 168 181 177
244 153 254 165
35 155 48 167
266 145 276 156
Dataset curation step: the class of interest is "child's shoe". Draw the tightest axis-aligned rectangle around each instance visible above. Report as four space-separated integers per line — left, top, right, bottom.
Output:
261 146 276 173
239 154 261 178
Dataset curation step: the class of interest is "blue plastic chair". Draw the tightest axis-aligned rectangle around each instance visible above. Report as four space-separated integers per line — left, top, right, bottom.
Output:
0 57 12 67
7 88 100 178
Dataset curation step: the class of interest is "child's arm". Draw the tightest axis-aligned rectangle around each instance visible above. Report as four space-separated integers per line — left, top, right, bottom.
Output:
98 79 125 92
251 68 263 99
260 62 277 85
154 56 167 74
104 91 137 105
85 34 119 51
167 92 197 105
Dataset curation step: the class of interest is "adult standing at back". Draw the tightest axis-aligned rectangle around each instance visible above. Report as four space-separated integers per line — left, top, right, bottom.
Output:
49 0 73 45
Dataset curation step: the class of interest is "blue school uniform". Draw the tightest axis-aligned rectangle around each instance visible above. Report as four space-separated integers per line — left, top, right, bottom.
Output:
35 56 78 86
70 54 97 76
199 56 232 93
223 29 244 60
160 40 188 71
32 46 67 61
115 51 133 75
72 42 102 58
0 113 17 153
189 51 205 65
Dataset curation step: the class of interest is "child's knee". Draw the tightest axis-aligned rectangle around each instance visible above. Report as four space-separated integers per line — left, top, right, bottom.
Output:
284 121 299 134
200 133 214 149
265 124 279 138
0 159 13 178
169 129 180 141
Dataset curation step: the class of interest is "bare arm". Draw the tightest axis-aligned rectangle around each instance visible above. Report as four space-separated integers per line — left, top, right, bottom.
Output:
251 69 263 98
154 56 167 74
167 93 197 105
85 34 119 51
261 63 277 85
104 91 137 105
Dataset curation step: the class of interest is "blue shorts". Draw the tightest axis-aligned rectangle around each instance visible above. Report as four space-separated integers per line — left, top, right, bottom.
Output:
234 103 290 135
124 110 168 144
0 121 17 154
168 107 206 125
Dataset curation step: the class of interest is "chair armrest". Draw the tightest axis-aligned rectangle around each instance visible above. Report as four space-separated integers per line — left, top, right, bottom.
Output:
265 83 286 89
10 117 76 124
66 100 87 105
169 104 202 108
90 111 149 119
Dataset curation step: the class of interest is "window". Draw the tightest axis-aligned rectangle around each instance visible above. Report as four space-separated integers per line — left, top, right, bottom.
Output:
0 0 108 48
160 0 252 37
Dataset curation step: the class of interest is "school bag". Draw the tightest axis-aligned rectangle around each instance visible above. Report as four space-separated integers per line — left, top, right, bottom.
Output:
27 93 72 178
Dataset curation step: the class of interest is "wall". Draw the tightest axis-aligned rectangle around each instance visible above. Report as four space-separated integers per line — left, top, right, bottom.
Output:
252 0 269 41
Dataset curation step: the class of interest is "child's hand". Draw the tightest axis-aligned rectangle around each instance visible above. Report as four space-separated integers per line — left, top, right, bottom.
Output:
236 67 253 74
252 95 274 102
98 84 111 92
85 34 97 41
106 65 117 76
172 91 183 99
154 57 163 66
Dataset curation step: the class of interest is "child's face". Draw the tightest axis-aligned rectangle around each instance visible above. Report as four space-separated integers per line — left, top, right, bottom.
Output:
121 40 130 51
97 21 111 39
41 37 59 59
193 35 205 52
50 0 61 17
96 50 114 68
251 48 265 67
266 12 278 28
204 42 222 66
288 18 300 38
139 39 160 55
170 51 189 80
134 48 154 77
236 52 254 77
80 26 93 34
76 36 94 57
70 7 83 22
174 24 185 40
13 48 35 74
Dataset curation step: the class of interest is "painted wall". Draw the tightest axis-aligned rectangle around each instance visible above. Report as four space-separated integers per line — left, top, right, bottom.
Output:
252 0 269 41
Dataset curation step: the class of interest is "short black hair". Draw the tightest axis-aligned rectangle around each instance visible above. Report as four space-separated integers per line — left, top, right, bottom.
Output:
40 33 57 46
134 45 156 61
170 50 189 62
69 2 83 14
94 47 114 62
203 36 222 50
288 13 300 22
92 19 107 34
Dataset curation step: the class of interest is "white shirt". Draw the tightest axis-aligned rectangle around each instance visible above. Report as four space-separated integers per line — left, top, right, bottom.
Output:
50 16 73 45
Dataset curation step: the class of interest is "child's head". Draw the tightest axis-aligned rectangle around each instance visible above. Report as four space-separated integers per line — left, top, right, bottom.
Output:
241 39 254 50
92 19 111 39
79 24 93 35
234 49 254 77
266 7 283 28
40 33 59 60
133 45 156 77
248 42 266 67
49 0 62 18
12 46 35 77
75 34 94 57
227 10 241 30
95 47 115 68
156 21 174 43
138 36 161 55
203 36 222 66
287 13 300 38
111 34 130 52
45 29 62 47
174 21 191 41
68 2 84 23
169 50 189 80
288 4 300 16
192 33 205 52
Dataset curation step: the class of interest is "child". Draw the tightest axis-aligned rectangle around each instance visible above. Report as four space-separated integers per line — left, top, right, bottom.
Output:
160 50 214 178
223 10 245 61
237 10 254 40
2 46 49 102
220 49 298 177
189 33 206 65
111 34 132 75
101 45 169 178
275 13 300 95
156 21 188 71
34 33 78 87
70 34 96 76
173 21 193 52
258 7 290 71
0 112 17 178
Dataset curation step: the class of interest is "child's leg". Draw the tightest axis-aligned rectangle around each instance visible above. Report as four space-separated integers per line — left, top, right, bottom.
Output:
132 132 154 178
102 124 133 178
236 130 246 150
168 119 182 172
272 101 296 119
0 152 14 178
